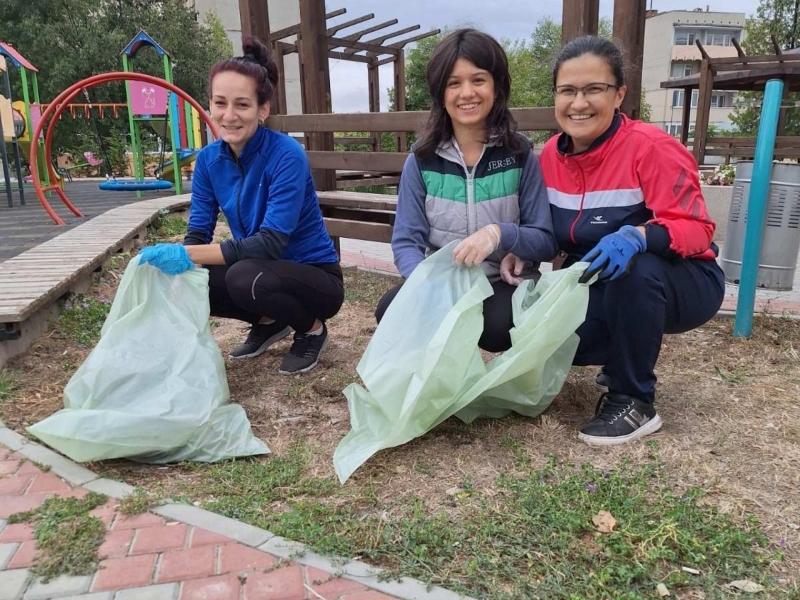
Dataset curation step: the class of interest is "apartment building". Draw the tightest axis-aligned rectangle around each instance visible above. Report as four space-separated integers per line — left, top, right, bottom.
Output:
642 8 745 137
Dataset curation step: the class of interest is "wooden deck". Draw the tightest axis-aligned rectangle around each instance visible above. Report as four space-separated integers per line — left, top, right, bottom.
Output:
0 181 189 263
0 189 192 367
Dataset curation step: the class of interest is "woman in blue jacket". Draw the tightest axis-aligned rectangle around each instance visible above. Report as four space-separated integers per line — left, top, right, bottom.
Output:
138 37 343 375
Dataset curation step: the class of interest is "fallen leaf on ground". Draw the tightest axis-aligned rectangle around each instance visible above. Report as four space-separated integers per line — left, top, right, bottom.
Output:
726 580 765 593
656 582 670 597
681 566 700 575
592 510 617 533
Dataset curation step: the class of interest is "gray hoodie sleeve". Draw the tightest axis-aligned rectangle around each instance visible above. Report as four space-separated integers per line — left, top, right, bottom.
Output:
391 153 429 279
497 150 559 262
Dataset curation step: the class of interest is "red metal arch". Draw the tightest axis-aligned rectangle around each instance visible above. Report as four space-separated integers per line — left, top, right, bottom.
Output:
30 72 218 225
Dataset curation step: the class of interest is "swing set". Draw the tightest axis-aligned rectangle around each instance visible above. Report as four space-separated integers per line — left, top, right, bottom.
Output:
101 29 207 196
27 29 218 225
28 71 216 225
79 86 175 193
50 29 205 196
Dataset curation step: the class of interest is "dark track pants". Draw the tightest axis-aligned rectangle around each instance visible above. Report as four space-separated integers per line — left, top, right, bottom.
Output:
572 253 725 403
206 259 344 333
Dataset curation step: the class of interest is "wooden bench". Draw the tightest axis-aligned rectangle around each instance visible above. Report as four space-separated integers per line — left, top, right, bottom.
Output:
704 136 800 164
318 190 396 245
0 195 191 367
267 108 557 190
268 109 559 249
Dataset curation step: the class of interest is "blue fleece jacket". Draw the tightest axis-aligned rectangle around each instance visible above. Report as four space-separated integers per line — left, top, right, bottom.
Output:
186 126 338 265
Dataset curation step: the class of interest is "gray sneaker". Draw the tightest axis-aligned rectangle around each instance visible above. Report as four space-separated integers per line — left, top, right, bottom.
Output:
229 322 291 359
278 323 329 374
579 393 662 446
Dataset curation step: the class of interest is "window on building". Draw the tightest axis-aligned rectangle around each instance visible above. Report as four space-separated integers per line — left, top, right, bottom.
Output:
670 62 695 78
710 91 737 108
674 30 696 45
665 123 683 137
705 32 732 46
672 90 700 108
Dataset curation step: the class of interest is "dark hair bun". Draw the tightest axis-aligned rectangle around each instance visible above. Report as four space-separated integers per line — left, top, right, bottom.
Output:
242 36 279 87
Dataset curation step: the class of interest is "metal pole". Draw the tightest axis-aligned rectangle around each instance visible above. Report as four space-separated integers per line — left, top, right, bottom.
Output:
0 110 12 208
1 66 19 206
733 79 784 338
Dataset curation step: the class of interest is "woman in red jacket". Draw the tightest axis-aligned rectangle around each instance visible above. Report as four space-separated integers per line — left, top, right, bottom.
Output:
504 35 724 446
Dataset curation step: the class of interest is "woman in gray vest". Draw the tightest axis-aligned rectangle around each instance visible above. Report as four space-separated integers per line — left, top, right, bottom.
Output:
374 28 557 352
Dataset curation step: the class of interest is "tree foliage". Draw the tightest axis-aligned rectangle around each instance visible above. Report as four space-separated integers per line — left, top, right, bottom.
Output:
0 0 232 159
730 0 800 135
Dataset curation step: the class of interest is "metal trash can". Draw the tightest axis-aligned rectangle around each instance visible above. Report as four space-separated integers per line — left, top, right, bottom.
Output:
720 161 800 291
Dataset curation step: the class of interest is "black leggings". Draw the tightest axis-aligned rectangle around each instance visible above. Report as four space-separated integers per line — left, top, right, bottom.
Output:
207 259 344 333
374 280 516 352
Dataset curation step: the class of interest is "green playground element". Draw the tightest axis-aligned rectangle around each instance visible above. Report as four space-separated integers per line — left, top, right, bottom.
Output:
120 30 204 197
157 149 200 181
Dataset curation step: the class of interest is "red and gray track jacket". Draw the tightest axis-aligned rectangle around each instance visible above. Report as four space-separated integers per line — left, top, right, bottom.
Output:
538 114 718 264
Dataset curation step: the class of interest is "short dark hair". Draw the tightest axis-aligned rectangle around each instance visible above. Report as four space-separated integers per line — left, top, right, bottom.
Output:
208 36 279 105
415 28 526 160
552 35 625 90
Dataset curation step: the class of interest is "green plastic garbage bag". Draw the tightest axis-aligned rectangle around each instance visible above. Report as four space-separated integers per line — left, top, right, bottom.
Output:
27 257 270 464
333 242 589 483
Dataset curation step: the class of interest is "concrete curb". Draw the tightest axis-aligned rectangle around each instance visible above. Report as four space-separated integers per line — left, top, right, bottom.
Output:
0 423 477 600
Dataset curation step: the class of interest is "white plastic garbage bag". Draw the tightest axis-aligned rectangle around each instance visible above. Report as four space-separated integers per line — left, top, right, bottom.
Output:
333 242 589 483
27 257 270 463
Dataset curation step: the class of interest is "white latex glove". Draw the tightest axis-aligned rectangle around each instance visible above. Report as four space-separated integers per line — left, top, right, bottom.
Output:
500 252 528 286
452 224 501 267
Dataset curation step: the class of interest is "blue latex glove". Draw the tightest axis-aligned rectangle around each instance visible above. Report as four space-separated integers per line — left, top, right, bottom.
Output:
138 243 194 275
578 225 646 284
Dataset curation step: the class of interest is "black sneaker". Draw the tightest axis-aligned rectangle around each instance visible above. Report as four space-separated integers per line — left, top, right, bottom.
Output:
229 321 291 359
279 323 329 374
595 369 612 389
578 393 662 446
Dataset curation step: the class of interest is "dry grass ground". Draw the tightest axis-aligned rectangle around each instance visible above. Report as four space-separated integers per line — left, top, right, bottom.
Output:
2 218 798 598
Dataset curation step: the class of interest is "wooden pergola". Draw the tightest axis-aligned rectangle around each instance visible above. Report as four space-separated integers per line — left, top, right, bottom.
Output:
660 37 800 165
269 9 439 120
562 0 647 120
235 0 648 190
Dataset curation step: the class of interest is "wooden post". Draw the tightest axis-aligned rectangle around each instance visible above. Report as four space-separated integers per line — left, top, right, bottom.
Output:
368 58 381 151
271 41 287 114
393 52 407 152
613 0 646 120
692 59 714 166
299 0 335 191
238 0 270 45
561 0 599 45
680 86 692 146
777 82 790 135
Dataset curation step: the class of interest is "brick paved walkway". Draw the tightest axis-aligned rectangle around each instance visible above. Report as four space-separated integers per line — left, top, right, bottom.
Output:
0 431 471 600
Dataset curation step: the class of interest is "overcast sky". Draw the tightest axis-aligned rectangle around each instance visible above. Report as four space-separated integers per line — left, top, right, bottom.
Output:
325 0 760 112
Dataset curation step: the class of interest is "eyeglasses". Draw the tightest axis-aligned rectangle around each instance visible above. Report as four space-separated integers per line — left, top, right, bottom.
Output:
554 83 620 98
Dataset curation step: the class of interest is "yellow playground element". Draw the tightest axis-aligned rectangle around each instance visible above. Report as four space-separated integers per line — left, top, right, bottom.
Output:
1 55 14 142
11 101 28 141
